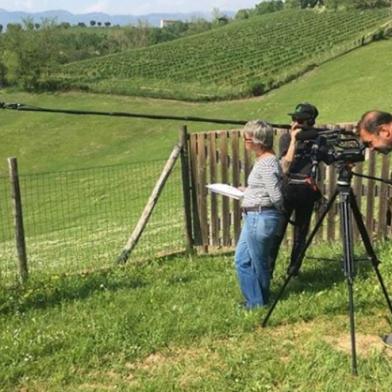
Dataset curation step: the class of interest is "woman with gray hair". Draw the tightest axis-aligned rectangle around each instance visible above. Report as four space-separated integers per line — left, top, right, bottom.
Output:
235 120 283 309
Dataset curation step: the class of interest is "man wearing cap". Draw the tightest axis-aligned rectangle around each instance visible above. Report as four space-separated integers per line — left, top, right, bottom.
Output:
269 102 322 277
357 110 392 347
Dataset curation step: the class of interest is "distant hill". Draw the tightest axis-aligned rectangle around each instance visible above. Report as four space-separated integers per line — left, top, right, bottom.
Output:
0 8 235 27
49 9 392 101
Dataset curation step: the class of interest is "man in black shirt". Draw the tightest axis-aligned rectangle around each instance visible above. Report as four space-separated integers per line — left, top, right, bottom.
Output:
269 103 322 277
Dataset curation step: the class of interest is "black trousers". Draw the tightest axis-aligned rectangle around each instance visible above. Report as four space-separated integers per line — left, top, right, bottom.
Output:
269 184 318 276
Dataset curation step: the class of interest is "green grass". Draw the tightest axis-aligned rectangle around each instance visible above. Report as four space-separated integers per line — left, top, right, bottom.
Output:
1 242 392 390
1 39 392 175
49 9 392 100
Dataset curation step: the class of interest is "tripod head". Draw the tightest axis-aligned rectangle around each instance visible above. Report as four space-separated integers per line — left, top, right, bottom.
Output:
336 163 355 187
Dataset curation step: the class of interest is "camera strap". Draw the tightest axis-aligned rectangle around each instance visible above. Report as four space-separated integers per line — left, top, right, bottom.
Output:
287 174 318 192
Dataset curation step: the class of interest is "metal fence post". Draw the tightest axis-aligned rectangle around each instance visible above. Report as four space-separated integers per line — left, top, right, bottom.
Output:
8 157 28 283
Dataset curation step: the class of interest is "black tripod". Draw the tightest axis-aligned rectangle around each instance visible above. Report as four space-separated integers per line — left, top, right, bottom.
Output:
262 164 392 375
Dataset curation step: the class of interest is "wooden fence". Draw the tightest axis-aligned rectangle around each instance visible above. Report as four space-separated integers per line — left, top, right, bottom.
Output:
185 124 392 252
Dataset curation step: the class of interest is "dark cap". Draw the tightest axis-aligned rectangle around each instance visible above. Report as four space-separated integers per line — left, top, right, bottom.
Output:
288 103 319 121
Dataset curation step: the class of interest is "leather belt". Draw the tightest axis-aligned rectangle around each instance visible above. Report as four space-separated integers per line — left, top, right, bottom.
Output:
241 206 276 213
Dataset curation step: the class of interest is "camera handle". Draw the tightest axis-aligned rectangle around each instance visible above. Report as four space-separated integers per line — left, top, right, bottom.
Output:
261 167 392 375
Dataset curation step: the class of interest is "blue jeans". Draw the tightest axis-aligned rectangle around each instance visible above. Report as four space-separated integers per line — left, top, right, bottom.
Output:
235 210 282 309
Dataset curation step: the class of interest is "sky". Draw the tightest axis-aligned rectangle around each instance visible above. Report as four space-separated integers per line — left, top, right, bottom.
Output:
0 1 261 15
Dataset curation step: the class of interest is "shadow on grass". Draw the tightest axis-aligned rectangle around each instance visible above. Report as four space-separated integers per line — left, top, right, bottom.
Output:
0 267 148 316
0 251 195 316
271 253 377 298
260 252 392 325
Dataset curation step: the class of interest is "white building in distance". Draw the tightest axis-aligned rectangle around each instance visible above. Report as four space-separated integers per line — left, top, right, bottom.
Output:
160 19 179 28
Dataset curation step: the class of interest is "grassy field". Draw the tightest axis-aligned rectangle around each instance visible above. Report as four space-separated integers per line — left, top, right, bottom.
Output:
1 242 392 390
1 39 392 175
49 9 391 100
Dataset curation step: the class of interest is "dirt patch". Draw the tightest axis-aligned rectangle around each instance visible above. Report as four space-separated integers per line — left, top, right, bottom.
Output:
125 346 226 389
324 333 392 357
133 347 222 372
262 320 317 338
78 383 117 391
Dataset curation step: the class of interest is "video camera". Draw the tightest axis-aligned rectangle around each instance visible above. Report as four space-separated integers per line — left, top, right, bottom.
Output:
296 126 365 165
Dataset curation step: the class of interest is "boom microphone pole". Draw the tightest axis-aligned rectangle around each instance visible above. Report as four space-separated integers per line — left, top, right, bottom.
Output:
0 102 292 129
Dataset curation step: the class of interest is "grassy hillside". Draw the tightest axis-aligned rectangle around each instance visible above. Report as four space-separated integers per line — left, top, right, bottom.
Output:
1 39 392 174
49 9 392 100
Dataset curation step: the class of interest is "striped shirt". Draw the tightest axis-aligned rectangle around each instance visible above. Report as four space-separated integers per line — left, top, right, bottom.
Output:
241 155 283 210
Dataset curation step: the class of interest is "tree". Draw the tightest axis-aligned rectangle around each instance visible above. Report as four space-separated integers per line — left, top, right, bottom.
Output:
6 23 22 30
255 1 284 14
187 18 211 35
324 0 340 10
235 9 250 19
285 0 323 7
351 0 390 8
104 21 111 27
1 20 64 89
59 22 71 29
97 22 102 26
133 20 151 48
211 7 223 21
0 24 3 33
90 20 96 27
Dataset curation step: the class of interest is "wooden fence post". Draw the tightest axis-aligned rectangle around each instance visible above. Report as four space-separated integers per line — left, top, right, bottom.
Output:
116 142 183 264
189 134 202 246
197 133 209 252
179 126 194 253
366 151 376 234
208 132 219 247
377 154 390 240
220 131 231 246
8 157 28 283
352 162 363 242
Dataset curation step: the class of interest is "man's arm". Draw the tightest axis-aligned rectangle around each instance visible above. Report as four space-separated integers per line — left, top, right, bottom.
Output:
280 126 301 174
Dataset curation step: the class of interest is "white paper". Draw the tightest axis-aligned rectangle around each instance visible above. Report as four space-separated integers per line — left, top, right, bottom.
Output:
206 183 244 200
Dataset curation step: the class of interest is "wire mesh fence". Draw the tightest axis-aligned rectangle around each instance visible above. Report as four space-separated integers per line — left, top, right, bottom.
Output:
0 159 186 285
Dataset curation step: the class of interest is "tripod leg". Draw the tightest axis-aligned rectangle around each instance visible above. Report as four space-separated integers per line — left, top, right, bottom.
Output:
349 190 392 316
348 277 358 375
261 189 339 327
261 273 292 327
339 190 358 375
